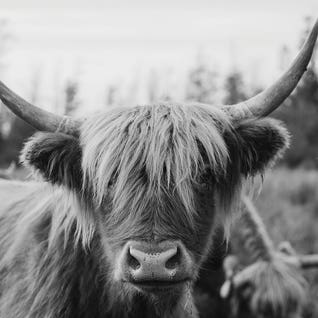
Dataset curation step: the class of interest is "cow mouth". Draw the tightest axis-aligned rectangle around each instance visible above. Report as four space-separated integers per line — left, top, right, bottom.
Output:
125 278 190 291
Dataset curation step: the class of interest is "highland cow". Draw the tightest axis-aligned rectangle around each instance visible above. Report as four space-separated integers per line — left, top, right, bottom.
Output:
0 20 317 318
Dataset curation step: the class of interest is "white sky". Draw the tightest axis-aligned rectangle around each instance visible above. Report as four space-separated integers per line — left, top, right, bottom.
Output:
0 0 317 114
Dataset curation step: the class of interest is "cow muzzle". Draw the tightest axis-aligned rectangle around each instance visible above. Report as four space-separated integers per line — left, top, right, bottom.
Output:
117 240 193 291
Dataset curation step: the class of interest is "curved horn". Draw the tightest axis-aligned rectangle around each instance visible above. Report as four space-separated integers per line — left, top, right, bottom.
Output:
224 18 318 120
0 81 80 136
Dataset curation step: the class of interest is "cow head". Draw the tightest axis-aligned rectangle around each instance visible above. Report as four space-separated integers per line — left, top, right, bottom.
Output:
1 19 317 317
20 104 289 315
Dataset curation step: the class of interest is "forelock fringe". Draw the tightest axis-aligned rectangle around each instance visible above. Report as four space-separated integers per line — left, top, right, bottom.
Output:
81 103 234 218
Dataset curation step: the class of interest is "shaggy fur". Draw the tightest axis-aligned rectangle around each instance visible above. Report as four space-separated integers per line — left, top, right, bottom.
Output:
227 258 307 318
237 196 276 262
222 197 307 318
0 103 289 317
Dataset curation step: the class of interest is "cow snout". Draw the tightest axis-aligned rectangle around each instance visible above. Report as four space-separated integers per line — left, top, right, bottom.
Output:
129 245 178 277
121 241 192 288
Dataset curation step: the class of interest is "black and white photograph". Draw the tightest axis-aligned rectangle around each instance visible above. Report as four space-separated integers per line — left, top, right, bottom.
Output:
0 1 317 317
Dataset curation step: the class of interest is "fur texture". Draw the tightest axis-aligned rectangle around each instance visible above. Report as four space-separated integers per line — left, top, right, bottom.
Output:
228 258 307 318
0 103 289 317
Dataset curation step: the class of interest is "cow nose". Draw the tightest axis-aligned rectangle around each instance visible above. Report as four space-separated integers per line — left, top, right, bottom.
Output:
129 246 178 270
126 243 183 281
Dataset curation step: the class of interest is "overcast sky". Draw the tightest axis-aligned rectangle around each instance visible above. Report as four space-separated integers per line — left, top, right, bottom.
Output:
0 0 317 113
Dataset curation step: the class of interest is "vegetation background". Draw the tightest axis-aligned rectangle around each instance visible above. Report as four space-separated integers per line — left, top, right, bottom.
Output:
0 13 317 318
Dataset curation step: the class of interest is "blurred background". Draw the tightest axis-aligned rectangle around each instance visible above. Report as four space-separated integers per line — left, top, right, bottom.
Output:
0 0 318 316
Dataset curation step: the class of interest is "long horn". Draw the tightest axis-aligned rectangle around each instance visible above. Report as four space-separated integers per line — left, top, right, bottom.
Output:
224 18 318 120
0 81 80 136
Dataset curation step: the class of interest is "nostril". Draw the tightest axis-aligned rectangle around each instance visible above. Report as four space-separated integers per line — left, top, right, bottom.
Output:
165 247 181 270
128 244 183 273
127 250 141 270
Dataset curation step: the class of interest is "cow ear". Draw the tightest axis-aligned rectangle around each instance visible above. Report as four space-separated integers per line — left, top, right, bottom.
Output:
229 119 290 176
21 132 82 190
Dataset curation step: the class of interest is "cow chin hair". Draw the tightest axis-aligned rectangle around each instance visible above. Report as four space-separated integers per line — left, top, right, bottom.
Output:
106 278 197 318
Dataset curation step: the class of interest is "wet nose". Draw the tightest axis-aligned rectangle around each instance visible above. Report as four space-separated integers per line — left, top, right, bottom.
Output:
126 242 183 281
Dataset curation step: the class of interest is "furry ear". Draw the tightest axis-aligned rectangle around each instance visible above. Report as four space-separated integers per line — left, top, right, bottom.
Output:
21 132 82 190
227 119 290 177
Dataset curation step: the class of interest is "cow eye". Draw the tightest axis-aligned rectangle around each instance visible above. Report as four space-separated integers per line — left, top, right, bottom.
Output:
196 171 213 190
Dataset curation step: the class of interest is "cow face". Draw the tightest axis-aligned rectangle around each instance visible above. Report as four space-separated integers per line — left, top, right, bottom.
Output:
22 103 289 313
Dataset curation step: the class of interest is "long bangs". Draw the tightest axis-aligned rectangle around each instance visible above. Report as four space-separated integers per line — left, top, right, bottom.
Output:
81 103 238 222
